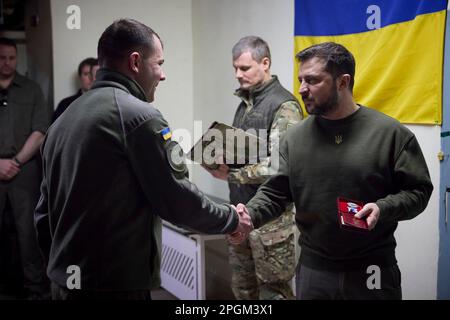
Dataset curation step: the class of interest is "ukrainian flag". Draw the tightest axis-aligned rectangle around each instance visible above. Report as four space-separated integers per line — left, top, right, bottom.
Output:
294 0 447 124
161 127 172 140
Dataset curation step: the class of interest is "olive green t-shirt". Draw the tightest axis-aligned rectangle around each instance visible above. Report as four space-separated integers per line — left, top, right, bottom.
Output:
0 72 48 156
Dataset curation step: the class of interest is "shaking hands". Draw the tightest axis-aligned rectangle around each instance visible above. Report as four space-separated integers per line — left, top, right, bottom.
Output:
228 203 253 245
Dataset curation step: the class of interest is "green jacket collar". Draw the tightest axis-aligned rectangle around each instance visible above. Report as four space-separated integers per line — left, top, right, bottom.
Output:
234 75 279 101
92 68 148 102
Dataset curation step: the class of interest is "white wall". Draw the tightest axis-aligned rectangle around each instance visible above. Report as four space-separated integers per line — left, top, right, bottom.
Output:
397 125 440 299
192 0 295 200
50 0 194 133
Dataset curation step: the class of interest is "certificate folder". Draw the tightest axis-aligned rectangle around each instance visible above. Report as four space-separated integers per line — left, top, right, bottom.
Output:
337 197 369 232
187 121 266 169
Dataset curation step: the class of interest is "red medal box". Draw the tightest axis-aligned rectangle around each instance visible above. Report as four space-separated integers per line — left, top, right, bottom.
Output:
337 197 369 232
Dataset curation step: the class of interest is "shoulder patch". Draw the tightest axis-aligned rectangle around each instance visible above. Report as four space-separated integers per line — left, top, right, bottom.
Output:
161 127 172 140
165 140 188 179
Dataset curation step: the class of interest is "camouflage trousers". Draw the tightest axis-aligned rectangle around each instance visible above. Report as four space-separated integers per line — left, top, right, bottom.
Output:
228 209 296 300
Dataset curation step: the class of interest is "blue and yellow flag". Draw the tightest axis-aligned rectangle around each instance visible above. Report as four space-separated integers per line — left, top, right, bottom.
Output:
161 127 172 140
294 0 447 124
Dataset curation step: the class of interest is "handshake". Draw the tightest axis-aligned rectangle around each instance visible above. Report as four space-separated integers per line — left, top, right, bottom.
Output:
228 204 253 245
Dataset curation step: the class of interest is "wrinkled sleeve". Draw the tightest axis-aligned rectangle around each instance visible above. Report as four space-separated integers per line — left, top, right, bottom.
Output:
31 83 49 134
228 100 303 184
126 115 239 234
34 139 52 261
246 135 293 228
376 135 433 222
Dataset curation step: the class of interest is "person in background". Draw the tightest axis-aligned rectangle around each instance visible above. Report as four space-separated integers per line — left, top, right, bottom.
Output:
205 36 303 300
0 37 50 299
91 62 100 82
52 57 98 122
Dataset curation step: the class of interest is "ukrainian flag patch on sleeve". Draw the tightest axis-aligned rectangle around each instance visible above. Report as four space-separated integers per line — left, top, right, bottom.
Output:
161 127 172 140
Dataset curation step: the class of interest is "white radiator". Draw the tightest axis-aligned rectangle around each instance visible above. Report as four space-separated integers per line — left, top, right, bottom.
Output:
161 225 199 300
160 222 234 300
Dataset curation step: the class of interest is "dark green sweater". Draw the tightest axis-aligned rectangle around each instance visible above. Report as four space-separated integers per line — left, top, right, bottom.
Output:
247 106 433 271
35 69 239 290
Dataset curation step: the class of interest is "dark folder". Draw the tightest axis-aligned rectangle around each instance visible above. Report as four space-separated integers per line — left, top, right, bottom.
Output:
187 121 267 169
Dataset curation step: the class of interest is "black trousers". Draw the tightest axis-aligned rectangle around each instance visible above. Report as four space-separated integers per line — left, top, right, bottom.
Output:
0 159 49 297
295 263 402 300
51 282 152 300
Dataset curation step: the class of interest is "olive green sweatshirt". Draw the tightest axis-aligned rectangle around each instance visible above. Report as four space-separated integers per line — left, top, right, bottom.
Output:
247 106 433 271
35 69 239 290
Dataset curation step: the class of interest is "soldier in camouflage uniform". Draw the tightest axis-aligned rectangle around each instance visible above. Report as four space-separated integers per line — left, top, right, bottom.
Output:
205 36 303 300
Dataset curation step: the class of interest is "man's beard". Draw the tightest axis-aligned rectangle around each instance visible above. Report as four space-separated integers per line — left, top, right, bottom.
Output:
304 86 339 116
0 68 14 78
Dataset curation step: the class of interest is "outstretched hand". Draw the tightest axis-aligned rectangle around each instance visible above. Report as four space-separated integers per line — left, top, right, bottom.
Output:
227 203 253 244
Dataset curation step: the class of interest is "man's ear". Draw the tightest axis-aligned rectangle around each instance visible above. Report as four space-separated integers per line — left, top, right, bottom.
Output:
338 74 351 91
128 52 141 74
261 57 271 71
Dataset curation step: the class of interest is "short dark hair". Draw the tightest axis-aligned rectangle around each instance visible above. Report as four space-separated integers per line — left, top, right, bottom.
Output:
97 19 161 68
0 37 17 50
78 57 98 77
232 36 271 66
296 42 355 91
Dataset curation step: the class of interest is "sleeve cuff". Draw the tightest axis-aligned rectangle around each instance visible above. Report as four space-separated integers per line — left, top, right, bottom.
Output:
223 204 239 233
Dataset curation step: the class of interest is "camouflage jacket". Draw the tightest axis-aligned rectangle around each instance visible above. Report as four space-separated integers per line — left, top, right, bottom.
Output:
228 99 303 184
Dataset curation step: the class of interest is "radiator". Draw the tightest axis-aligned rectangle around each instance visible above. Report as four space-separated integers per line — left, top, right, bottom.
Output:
161 225 199 300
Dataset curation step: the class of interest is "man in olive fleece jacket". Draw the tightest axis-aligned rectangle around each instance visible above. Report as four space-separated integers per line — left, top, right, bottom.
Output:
237 42 433 300
34 19 252 300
